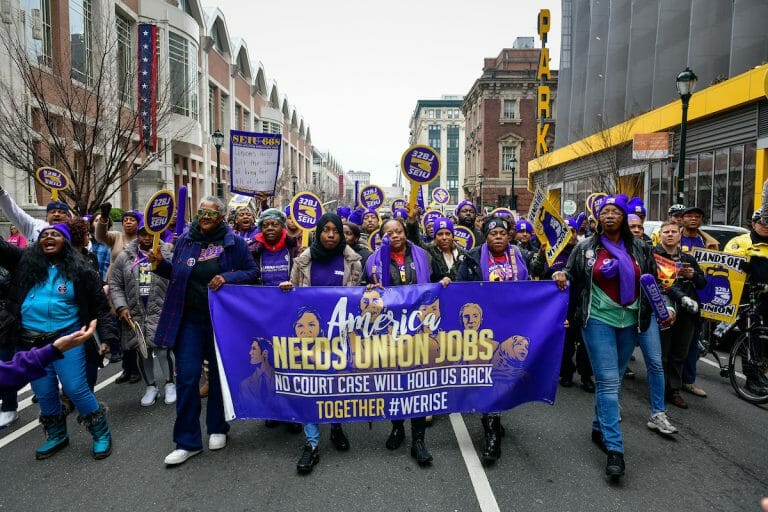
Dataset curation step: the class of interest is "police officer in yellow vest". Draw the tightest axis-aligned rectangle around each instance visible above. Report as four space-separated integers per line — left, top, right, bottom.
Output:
723 209 768 395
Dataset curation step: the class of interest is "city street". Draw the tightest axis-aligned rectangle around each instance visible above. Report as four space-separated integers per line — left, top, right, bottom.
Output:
0 349 765 512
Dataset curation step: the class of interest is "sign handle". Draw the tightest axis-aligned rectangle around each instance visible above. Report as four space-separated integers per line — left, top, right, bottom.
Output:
151 233 160 270
51 189 58 201
407 185 419 213
301 229 310 248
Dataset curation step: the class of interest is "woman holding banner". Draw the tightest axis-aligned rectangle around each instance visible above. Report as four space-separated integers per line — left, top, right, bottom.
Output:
149 196 257 466
406 215 467 281
455 216 530 466
279 212 362 474
553 195 660 480
365 217 439 467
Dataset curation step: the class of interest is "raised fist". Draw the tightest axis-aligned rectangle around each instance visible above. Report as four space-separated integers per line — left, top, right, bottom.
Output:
99 202 112 219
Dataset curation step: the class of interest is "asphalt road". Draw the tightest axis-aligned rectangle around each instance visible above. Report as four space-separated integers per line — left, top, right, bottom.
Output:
0 350 766 512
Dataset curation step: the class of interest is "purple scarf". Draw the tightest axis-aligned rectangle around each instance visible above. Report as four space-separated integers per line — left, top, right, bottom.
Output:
479 243 529 281
366 240 430 285
600 235 636 306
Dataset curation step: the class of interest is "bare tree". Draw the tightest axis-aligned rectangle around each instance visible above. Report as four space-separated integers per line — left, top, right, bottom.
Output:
0 10 181 215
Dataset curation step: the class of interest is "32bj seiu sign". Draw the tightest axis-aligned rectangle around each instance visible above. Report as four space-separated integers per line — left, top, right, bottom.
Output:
210 281 568 423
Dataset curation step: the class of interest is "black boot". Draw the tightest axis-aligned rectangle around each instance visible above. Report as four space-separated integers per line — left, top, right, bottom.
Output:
606 451 625 478
385 422 405 450
410 425 433 466
296 444 319 474
330 424 350 451
481 415 501 466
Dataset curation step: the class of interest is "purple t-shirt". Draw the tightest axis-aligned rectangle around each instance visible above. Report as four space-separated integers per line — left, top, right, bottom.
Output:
310 254 345 286
260 248 291 286
681 234 705 253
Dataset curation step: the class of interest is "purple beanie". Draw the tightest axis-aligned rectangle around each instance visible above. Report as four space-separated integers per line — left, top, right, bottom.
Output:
41 223 71 241
433 217 454 234
455 200 477 216
392 208 408 219
515 219 533 233
598 194 629 215
337 206 351 219
348 208 364 226
627 197 646 217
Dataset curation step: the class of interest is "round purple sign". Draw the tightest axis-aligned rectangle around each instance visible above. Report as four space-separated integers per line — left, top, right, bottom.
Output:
401 145 441 185
453 226 476 251
35 167 69 191
490 207 518 222
143 190 176 234
359 185 386 210
391 199 407 211
368 231 382 253
290 192 324 230
421 210 443 235
432 187 449 204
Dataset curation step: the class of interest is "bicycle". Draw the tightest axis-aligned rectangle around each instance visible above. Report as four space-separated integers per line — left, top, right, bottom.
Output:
701 284 768 404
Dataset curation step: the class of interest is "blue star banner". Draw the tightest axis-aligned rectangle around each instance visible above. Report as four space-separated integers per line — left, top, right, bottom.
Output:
138 23 158 150
210 281 568 423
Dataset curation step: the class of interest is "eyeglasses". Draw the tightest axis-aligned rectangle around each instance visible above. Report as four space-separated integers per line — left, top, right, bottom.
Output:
197 209 221 219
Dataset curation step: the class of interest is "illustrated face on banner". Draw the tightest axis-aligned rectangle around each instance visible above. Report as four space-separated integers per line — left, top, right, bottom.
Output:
291 193 323 230
294 308 322 338
360 288 385 319
460 303 484 331
419 298 441 334
249 339 267 365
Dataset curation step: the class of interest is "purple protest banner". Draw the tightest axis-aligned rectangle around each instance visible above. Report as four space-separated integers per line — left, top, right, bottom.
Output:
210 281 568 423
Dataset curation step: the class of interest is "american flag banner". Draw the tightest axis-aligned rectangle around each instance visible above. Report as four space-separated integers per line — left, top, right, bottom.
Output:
138 23 158 151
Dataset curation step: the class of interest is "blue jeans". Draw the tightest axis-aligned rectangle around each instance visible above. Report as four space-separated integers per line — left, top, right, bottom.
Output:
636 316 666 415
682 321 702 385
303 422 341 447
172 314 229 451
31 343 99 416
582 319 639 453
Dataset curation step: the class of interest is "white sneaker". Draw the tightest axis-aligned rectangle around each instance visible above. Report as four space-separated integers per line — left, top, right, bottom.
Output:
0 410 18 428
164 448 201 465
647 412 678 435
164 383 177 404
208 433 227 450
140 386 159 407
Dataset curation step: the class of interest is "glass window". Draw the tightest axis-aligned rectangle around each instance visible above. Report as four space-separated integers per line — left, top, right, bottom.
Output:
208 84 215 133
428 125 441 151
728 145 743 225
169 32 198 118
711 149 728 224
115 13 132 103
235 104 242 130
435 109 441 119
501 146 517 174
743 142 756 225
178 0 193 16
684 158 697 208
211 23 225 54
220 93 228 134
22 0 52 66
503 99 517 119
649 162 661 220
697 152 712 219
70 0 92 83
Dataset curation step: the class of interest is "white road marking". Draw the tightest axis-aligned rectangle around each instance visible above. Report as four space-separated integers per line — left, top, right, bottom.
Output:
449 413 501 512
0 371 122 449
699 356 745 380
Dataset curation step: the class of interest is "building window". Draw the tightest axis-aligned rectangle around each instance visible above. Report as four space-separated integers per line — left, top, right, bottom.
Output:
502 99 517 119
115 13 132 103
169 32 199 119
211 23 225 54
428 125 441 151
178 0 193 16
24 0 52 66
208 85 215 133
234 104 242 130
243 111 250 132
427 109 434 119
262 120 280 134
237 52 249 78
501 146 517 173
435 109 441 119
70 0 93 83
220 93 228 133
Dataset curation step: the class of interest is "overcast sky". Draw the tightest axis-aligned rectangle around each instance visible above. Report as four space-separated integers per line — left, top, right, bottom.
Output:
213 0 561 186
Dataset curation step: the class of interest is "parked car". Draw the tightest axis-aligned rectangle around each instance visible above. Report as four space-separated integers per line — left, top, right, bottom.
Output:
643 221 748 248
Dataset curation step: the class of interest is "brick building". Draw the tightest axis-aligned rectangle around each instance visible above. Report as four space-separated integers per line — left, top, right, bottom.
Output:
461 38 557 215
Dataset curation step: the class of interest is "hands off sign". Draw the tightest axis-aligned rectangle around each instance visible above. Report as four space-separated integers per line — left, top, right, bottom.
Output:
692 248 748 323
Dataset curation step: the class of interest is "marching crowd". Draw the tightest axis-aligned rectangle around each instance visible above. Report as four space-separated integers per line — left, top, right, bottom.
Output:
0 184 767 482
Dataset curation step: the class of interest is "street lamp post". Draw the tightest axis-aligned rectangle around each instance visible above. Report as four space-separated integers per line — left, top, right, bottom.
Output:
291 174 298 197
675 67 698 205
507 153 518 210
212 129 225 199
478 171 484 208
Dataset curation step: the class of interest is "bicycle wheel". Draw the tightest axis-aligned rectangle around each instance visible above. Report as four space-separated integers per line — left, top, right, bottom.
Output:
728 333 768 404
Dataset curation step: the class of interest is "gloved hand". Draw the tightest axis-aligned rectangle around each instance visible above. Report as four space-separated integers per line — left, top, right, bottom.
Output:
600 258 619 279
680 296 699 314
99 202 112 221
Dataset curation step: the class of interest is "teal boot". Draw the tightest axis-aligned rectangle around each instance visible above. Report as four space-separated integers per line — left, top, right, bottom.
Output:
36 413 69 460
77 406 112 460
